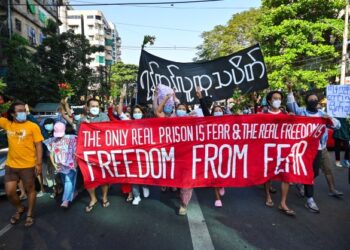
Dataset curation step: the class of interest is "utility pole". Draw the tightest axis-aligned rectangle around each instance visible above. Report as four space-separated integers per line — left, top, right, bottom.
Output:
81 14 89 98
341 2 349 85
7 0 12 38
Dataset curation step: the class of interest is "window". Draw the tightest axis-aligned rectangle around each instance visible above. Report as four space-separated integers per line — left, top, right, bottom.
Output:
95 15 102 20
88 35 94 40
15 19 22 32
67 15 80 19
88 25 93 30
27 26 36 46
14 0 20 3
87 15 94 19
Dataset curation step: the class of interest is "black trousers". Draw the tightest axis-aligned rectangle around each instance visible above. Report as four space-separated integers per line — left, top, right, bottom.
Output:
305 150 321 198
334 138 350 161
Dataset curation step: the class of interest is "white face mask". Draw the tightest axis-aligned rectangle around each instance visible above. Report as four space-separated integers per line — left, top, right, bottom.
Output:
272 100 281 109
90 107 99 116
74 115 81 121
213 111 223 116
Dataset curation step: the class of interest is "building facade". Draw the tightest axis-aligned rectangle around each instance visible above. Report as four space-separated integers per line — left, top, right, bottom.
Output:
64 9 122 69
0 0 60 77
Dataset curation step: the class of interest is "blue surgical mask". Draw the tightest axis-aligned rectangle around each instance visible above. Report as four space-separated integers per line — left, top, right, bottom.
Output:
90 107 99 116
176 110 187 117
16 112 27 122
133 113 143 120
74 115 81 121
213 111 223 116
163 106 173 114
44 124 54 131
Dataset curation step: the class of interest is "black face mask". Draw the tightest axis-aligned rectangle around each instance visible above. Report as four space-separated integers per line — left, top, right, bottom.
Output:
306 100 318 112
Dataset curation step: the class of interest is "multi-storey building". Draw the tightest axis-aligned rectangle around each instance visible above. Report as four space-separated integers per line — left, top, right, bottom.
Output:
65 9 122 69
0 0 60 77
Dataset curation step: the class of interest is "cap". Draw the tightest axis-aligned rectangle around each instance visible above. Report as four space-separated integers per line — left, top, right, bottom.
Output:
54 122 66 137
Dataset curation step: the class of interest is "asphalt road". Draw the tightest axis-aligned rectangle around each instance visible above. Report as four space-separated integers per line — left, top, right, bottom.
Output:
0 154 349 250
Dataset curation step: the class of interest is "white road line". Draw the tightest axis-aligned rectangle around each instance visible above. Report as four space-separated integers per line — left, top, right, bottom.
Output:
187 191 215 250
0 224 13 238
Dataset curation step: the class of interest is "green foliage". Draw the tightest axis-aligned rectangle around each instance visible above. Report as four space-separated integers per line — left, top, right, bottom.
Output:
196 8 262 61
110 62 139 98
35 20 104 103
256 0 346 91
197 0 346 93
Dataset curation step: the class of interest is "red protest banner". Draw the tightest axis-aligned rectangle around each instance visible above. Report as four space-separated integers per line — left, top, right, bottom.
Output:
76 115 329 189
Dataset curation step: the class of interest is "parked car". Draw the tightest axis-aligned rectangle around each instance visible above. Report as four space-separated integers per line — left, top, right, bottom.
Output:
0 147 8 196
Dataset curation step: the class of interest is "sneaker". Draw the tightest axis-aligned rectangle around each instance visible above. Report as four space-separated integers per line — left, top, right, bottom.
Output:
36 191 45 198
341 160 350 168
50 192 56 199
178 205 187 215
296 184 305 198
329 190 344 198
219 188 225 196
335 161 343 168
214 199 223 207
132 196 141 206
305 199 320 213
142 187 150 198
60 200 69 208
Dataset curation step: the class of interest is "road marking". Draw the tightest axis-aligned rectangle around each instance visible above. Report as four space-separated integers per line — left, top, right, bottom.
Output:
187 191 215 250
0 224 13 238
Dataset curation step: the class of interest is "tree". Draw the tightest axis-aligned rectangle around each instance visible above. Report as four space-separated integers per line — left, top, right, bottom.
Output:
1 34 44 105
196 8 262 61
255 0 346 91
35 19 104 103
110 62 139 101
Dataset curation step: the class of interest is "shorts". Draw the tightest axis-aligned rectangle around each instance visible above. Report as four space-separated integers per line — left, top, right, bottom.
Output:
320 148 333 176
5 166 36 188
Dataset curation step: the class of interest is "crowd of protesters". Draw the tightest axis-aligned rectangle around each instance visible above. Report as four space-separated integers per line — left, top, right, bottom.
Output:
0 82 349 227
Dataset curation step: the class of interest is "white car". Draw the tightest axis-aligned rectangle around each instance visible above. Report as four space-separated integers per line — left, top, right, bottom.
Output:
0 147 8 196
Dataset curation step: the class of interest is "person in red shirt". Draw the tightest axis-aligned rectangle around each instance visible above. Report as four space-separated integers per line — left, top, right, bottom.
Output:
261 90 295 216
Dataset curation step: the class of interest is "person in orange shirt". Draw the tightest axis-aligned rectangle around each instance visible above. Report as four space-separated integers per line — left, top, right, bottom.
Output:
0 100 43 227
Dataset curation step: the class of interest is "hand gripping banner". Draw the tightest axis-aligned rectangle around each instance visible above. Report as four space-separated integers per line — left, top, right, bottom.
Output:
137 44 269 105
76 115 329 189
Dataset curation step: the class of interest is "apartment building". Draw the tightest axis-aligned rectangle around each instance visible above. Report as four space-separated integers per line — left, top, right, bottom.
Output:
65 9 122 69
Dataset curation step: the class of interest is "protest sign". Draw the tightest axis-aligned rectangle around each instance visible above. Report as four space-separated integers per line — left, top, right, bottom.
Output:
137 44 268 105
76 115 329 189
327 85 350 118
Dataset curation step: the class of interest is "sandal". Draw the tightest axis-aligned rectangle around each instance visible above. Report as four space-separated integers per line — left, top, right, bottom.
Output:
126 195 133 203
10 207 25 225
278 206 296 216
102 200 110 208
85 201 97 213
24 216 35 227
265 200 274 207
269 187 277 194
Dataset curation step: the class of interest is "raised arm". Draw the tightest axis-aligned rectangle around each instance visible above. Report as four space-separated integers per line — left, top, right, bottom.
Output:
196 86 210 116
156 93 172 118
286 82 304 115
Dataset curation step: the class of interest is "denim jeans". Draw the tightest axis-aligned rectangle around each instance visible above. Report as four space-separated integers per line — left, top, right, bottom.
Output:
132 185 148 197
60 170 77 202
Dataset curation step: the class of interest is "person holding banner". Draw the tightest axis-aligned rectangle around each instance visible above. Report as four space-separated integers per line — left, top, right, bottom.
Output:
261 90 295 216
117 88 150 205
195 87 226 208
155 87 178 193
287 84 342 213
78 98 111 212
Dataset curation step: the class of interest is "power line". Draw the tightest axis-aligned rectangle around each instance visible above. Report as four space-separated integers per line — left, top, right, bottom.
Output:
11 0 224 7
115 22 202 33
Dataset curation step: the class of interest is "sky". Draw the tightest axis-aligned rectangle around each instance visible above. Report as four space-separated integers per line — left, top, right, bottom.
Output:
73 0 262 65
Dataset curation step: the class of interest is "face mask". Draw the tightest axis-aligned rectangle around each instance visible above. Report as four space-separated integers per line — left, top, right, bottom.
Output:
90 107 99 116
163 106 173 114
213 111 223 116
44 124 54 131
176 110 187 117
133 113 143 120
16 112 27 122
306 100 318 112
272 100 281 109
74 115 81 121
